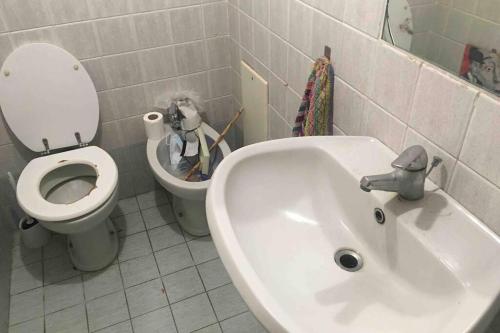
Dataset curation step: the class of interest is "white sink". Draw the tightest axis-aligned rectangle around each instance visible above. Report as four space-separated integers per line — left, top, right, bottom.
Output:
206 137 500 333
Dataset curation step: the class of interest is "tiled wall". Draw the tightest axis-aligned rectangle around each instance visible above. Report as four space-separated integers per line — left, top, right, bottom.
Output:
0 0 234 225
227 0 500 237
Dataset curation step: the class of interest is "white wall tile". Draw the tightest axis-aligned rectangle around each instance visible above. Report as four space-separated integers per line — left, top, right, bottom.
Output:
253 0 269 26
134 11 173 49
448 163 500 235
209 68 232 98
171 6 204 43
337 25 377 95
344 0 385 37
361 100 407 153
460 94 500 188
102 52 144 88
94 16 138 55
288 0 313 56
178 72 210 100
228 5 240 42
311 11 343 64
52 22 100 59
285 88 302 126
207 37 230 69
287 46 313 95
333 79 366 135
46 0 91 24
369 43 421 123
82 58 109 91
87 0 132 18
204 2 229 38
0 0 51 31
269 0 289 40
175 41 208 75
269 34 288 80
253 22 270 66
409 65 478 156
139 46 177 81
0 35 13 66
239 12 254 52
309 0 345 21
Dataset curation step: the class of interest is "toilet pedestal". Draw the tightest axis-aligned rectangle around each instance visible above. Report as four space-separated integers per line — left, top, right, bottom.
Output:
173 196 210 237
67 219 119 271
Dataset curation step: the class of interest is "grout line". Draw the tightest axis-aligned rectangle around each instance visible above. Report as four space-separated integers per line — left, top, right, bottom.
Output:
140 198 182 333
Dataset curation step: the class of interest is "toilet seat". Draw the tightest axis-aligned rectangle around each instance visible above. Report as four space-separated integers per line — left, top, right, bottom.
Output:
17 146 118 222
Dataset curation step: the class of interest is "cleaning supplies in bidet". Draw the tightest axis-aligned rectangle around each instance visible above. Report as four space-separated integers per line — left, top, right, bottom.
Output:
196 127 210 175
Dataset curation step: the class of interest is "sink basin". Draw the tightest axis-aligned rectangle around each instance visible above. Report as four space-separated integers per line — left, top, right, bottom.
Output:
206 136 500 333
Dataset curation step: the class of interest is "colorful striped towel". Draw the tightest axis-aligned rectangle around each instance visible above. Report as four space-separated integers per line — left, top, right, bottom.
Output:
292 57 334 137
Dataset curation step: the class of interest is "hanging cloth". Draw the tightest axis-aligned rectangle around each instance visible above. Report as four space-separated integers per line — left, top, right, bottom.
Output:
292 57 334 136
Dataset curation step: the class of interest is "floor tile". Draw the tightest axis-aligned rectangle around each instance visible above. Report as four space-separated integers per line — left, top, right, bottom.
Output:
187 236 218 264
136 190 169 210
197 259 231 291
43 235 67 260
141 204 177 229
118 232 152 262
94 320 133 333
208 284 248 321
111 197 140 217
120 254 159 288
193 323 222 333
220 312 267 333
155 243 194 276
44 276 84 314
131 306 177 333
45 303 88 333
43 254 80 285
9 288 44 325
11 245 42 269
113 212 146 238
148 223 185 251
83 264 123 300
86 291 130 332
10 262 43 295
171 293 218 333
125 278 168 318
8 317 44 333
162 266 205 303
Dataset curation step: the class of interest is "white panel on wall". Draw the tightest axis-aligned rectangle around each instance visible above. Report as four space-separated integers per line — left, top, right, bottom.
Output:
241 61 268 145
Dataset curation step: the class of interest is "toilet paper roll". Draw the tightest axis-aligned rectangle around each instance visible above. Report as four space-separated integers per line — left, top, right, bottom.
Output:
143 112 165 140
19 217 51 249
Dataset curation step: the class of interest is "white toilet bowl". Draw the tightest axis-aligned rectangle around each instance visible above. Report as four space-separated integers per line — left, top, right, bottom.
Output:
17 146 119 271
146 123 231 236
0 43 120 271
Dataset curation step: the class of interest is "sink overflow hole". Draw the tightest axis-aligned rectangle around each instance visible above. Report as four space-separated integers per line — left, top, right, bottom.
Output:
374 208 385 224
334 249 363 272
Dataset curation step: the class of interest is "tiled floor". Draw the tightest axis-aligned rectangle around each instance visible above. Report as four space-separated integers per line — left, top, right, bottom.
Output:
8 190 268 333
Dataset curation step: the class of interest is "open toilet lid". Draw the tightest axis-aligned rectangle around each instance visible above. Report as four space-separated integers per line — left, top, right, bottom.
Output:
0 43 99 152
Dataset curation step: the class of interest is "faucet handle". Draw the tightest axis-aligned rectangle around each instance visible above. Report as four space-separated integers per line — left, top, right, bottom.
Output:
391 145 428 171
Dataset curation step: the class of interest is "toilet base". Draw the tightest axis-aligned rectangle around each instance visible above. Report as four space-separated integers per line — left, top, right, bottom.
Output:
67 218 119 271
173 196 210 237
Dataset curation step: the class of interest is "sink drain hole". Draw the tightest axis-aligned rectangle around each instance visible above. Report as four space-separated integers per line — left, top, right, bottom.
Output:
334 249 363 272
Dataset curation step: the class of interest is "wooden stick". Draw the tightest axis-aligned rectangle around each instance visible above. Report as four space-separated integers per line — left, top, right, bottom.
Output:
184 108 244 181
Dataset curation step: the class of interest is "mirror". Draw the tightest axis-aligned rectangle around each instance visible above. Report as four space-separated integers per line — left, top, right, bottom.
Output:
383 0 500 96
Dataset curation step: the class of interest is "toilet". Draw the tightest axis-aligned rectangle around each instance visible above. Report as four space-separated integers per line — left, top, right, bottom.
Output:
146 123 231 236
0 43 119 271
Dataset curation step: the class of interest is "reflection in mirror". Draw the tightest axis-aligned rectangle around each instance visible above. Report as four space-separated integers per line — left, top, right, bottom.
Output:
383 0 500 96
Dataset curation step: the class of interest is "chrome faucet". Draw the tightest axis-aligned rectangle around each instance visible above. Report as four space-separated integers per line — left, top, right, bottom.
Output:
359 145 442 201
